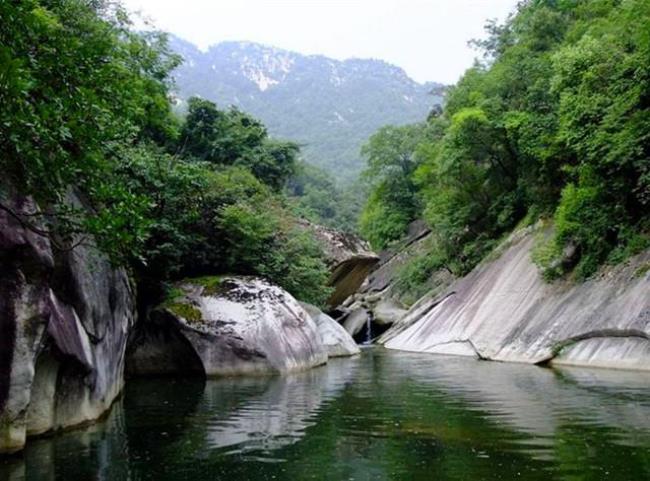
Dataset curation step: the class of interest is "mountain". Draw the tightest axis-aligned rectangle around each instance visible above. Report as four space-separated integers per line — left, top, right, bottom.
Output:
169 37 444 182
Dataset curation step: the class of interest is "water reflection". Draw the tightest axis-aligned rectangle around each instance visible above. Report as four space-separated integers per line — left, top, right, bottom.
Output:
2 348 649 481
383 352 650 443
198 356 360 452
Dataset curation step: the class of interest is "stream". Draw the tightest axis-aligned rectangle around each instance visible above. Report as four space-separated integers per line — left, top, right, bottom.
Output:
2 348 650 480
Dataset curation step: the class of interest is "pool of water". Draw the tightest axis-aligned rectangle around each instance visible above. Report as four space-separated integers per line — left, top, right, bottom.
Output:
2 348 650 480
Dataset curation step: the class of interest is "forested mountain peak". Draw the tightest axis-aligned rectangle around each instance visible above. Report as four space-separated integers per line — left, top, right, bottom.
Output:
168 36 444 181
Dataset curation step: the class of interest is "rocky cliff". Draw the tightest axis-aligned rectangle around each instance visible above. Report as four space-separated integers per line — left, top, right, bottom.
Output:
382 226 650 371
0 193 135 454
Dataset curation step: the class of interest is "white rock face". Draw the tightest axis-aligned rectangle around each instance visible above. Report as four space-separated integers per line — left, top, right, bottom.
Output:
129 277 328 377
300 303 360 358
383 227 650 371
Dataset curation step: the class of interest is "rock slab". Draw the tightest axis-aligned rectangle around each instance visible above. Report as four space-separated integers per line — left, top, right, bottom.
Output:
300 220 379 307
384 227 650 371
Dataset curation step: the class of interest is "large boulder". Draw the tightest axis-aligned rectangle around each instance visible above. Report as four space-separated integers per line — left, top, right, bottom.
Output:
127 277 328 377
300 303 360 357
373 299 408 326
383 225 650 371
0 193 135 454
300 221 379 307
341 307 370 338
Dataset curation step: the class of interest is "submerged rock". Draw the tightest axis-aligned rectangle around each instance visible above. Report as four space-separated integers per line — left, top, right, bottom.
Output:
383 226 650 371
128 277 328 377
300 303 360 357
0 193 135 454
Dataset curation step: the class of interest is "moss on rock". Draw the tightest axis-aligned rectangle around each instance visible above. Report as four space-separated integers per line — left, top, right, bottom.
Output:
166 302 202 323
185 276 225 296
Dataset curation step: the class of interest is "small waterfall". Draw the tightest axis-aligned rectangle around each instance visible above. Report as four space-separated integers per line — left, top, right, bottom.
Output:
364 311 374 345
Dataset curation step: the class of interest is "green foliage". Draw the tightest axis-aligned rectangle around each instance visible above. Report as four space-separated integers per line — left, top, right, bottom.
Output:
179 97 297 190
0 0 179 259
180 97 266 163
286 162 365 234
165 302 203 323
118 146 330 305
219 200 332 306
633 263 650 279
362 0 650 284
394 247 448 306
0 1 333 307
359 186 413 250
531 228 564 282
188 276 224 296
359 123 434 248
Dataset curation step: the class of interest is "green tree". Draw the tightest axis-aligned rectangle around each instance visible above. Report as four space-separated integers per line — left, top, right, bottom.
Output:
363 0 649 288
359 124 430 248
179 97 297 190
0 0 180 259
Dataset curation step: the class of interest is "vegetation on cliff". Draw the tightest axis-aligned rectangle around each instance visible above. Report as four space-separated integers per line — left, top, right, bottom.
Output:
361 0 649 283
0 0 330 306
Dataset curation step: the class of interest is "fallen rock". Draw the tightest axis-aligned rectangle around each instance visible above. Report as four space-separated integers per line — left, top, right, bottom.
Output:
341 307 370 338
300 303 360 357
128 277 328 377
0 192 135 454
373 299 408 326
337 220 452 344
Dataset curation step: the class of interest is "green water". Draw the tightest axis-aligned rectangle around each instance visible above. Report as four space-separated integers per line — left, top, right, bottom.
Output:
2 348 650 480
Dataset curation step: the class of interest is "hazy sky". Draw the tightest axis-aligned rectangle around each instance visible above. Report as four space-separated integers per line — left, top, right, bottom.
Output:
122 0 519 84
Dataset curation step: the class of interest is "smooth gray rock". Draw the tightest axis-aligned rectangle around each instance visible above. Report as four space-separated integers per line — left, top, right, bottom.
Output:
361 220 432 296
129 277 328 377
300 303 360 357
373 299 407 326
341 308 370 337
384 227 650 371
0 193 135 454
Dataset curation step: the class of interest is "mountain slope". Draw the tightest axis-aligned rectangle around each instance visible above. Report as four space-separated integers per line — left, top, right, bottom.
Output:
169 37 443 182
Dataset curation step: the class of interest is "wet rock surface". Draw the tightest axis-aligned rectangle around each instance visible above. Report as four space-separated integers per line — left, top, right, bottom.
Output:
128 277 328 377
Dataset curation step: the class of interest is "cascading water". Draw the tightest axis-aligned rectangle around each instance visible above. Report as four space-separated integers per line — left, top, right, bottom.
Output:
364 312 374 345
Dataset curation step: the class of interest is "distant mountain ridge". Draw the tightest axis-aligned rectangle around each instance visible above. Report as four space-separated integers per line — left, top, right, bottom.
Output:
169 37 444 182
